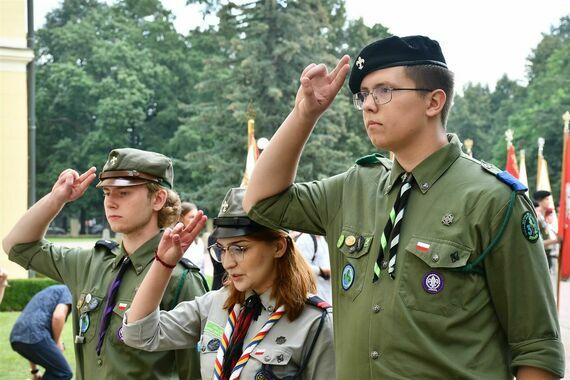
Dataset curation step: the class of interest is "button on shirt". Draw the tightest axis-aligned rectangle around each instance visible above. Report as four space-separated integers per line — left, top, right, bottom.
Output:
8 233 206 380
248 134 565 379
10 284 72 344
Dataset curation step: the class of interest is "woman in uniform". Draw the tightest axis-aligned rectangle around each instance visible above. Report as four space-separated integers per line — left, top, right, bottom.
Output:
122 188 335 380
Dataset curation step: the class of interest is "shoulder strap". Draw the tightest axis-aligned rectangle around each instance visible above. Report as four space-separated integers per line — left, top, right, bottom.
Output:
169 258 210 309
94 239 119 250
294 296 331 378
310 234 318 261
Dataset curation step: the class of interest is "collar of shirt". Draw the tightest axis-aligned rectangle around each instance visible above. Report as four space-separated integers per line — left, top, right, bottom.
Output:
386 133 462 194
112 231 162 274
244 288 277 313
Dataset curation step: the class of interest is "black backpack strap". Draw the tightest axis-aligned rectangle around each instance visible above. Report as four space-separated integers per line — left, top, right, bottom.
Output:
293 296 331 378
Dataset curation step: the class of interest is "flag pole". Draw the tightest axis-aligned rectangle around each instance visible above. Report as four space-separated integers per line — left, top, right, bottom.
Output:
537 137 545 191
557 112 570 310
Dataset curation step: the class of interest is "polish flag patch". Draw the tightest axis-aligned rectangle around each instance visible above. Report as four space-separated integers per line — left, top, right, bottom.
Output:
416 242 431 252
118 303 128 311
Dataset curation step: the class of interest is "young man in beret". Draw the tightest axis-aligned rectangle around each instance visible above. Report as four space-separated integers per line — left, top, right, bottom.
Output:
243 35 564 378
3 148 207 380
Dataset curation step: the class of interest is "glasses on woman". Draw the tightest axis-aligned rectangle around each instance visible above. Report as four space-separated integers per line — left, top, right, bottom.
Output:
208 243 250 263
352 86 434 110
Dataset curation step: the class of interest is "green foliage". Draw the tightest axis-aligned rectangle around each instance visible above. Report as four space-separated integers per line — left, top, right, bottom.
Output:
0 278 61 312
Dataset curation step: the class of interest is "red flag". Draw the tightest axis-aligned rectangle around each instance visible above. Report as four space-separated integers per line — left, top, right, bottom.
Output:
558 133 570 279
505 144 519 178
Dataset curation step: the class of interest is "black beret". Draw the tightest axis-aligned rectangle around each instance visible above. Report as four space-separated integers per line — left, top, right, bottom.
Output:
349 35 448 94
533 190 551 201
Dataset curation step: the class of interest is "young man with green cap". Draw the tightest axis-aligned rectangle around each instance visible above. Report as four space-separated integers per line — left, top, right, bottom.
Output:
2 148 207 380
243 35 564 378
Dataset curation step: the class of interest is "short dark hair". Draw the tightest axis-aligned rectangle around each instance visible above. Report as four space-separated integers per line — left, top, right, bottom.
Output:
404 65 455 128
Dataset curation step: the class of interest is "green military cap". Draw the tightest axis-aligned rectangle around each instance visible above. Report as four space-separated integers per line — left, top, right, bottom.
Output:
211 188 265 239
96 148 174 189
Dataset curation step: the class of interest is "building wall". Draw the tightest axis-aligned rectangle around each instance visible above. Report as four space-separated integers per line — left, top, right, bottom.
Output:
0 0 34 279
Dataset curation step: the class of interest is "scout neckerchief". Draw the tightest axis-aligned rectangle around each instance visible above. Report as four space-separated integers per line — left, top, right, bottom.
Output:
96 256 131 355
373 172 414 281
214 295 286 380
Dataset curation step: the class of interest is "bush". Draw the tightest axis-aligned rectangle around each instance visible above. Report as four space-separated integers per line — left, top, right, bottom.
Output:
1 278 61 311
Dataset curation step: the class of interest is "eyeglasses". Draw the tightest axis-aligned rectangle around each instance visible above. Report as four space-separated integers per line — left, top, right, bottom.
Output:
208 243 250 263
352 86 434 110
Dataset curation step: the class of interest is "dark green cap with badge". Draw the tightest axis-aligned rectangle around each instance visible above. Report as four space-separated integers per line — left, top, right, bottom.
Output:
96 148 174 189
211 188 265 239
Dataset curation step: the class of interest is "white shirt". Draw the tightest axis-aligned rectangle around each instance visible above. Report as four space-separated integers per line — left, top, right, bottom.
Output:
295 233 332 304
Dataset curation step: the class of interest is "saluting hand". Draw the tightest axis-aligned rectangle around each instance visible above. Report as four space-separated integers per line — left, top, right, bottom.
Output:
295 55 350 120
51 167 97 204
157 211 208 266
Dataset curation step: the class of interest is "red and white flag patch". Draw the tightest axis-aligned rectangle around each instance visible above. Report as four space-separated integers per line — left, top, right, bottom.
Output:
416 242 430 252
118 303 128 311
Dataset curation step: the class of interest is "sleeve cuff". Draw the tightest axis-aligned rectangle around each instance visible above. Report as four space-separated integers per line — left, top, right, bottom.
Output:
510 338 565 378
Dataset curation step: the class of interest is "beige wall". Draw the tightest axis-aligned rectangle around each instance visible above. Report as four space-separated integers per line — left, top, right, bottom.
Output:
0 0 33 279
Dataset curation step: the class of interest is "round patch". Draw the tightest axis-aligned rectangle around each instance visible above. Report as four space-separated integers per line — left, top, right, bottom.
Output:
521 211 539 243
79 313 90 333
342 264 355 290
255 369 270 380
116 326 124 342
275 336 287 345
207 338 221 351
422 271 444 294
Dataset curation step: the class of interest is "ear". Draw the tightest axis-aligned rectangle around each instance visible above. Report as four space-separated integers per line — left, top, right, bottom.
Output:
425 89 446 119
273 237 288 259
152 188 168 211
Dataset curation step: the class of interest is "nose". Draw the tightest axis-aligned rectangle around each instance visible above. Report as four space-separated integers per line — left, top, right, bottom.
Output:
362 93 378 112
104 194 117 210
222 252 237 270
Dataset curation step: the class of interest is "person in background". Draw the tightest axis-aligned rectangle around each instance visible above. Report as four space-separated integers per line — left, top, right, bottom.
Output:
180 201 206 274
0 267 7 304
10 284 73 380
243 35 564 378
2 148 207 380
291 231 332 304
122 187 335 379
534 190 562 270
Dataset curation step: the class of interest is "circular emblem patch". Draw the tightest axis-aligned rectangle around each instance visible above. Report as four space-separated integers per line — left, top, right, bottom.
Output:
116 326 124 342
342 264 355 290
79 313 90 333
422 271 444 294
521 211 539 243
207 338 221 351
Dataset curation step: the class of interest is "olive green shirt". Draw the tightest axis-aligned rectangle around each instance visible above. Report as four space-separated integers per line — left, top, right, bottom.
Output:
249 135 564 379
9 233 206 380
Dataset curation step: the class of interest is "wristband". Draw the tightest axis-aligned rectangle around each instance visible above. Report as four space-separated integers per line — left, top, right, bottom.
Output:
31 369 39 374
154 251 176 269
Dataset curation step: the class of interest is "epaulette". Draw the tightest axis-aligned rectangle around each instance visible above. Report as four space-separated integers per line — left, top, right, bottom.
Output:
178 257 200 271
306 295 331 310
94 239 119 250
480 160 528 192
355 153 392 169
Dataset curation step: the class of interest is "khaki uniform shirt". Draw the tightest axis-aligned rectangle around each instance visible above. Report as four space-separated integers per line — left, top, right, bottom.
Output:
122 287 335 379
249 135 565 379
9 233 207 380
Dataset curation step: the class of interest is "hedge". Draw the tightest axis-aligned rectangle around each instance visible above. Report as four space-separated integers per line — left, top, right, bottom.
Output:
1 278 61 311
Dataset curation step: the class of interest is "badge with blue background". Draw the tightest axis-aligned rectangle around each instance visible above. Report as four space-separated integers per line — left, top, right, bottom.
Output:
342 264 355 290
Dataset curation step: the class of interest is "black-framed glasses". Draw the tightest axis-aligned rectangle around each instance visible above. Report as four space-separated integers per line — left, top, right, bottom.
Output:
208 243 250 263
353 86 434 110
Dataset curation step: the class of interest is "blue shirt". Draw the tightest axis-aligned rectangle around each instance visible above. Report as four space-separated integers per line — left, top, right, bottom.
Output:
10 284 72 344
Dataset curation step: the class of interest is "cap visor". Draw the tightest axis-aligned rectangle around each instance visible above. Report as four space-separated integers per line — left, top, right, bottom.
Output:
210 225 265 239
96 178 150 188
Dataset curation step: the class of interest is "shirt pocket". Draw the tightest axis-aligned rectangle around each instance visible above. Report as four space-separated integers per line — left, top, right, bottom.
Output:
337 229 374 302
249 347 295 379
76 292 104 343
398 235 473 316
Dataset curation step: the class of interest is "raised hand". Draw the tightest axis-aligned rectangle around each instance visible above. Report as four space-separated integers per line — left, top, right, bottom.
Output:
295 55 350 120
51 167 97 204
156 211 207 267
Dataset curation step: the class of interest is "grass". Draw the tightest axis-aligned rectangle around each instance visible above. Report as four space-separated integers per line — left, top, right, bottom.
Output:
0 312 76 379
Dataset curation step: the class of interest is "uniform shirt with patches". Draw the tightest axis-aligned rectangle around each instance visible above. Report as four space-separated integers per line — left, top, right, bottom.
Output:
248 134 565 379
9 233 207 380
122 287 335 380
